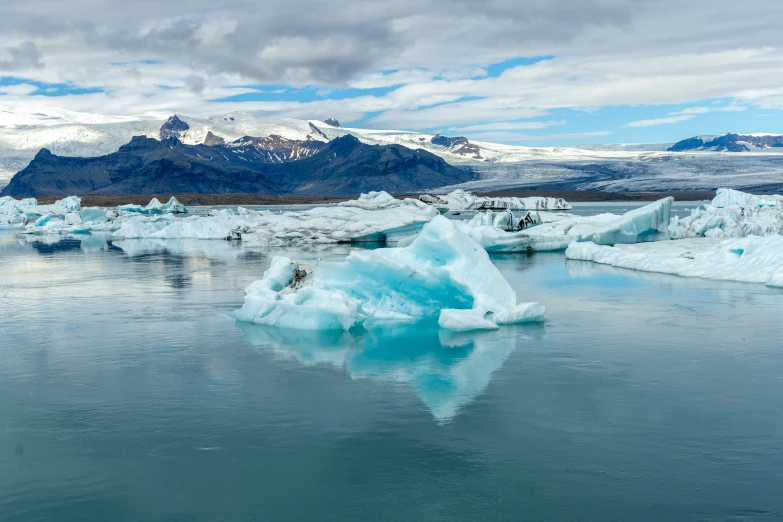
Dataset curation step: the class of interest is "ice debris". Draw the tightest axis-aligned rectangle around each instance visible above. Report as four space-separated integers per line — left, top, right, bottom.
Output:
565 236 783 287
420 189 571 212
233 216 545 331
455 197 673 252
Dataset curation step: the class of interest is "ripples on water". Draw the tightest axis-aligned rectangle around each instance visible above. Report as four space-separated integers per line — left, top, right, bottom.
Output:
1 220 782 521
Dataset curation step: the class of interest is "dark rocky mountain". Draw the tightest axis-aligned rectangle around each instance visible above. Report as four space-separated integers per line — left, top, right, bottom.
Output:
323 118 341 128
159 115 189 140
203 131 225 146
431 134 482 159
669 133 783 152
1 135 474 197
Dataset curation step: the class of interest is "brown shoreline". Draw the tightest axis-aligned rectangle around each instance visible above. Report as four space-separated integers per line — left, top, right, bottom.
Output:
33 190 716 206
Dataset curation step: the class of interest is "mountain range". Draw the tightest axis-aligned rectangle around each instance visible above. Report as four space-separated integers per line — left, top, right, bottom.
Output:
1 129 472 197
1 108 782 195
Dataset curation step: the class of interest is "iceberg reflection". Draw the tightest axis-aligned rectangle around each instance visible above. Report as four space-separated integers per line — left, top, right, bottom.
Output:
237 320 544 422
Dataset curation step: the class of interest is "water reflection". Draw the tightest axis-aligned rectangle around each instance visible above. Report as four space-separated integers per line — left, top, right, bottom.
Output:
237 320 545 422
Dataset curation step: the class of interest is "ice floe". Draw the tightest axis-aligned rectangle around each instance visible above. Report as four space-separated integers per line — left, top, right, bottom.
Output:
565 236 783 287
455 197 673 252
233 216 545 331
420 189 571 211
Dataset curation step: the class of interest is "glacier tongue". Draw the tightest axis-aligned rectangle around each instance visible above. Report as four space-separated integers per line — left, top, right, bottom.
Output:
233 216 545 332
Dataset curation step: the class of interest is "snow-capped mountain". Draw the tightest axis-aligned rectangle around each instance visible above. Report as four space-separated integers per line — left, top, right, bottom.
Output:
669 133 783 152
2 107 783 193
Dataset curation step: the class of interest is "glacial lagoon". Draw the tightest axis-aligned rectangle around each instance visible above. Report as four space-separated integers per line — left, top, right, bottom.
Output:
1 207 783 521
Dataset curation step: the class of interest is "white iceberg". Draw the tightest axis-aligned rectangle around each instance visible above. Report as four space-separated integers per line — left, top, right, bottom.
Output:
670 189 783 239
711 188 783 208
118 196 188 215
233 216 545 331
420 189 571 212
565 236 783 287
0 196 38 227
13 191 435 245
455 197 673 252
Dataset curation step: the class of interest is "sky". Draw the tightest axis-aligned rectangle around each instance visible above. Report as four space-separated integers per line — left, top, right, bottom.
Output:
1 0 782 145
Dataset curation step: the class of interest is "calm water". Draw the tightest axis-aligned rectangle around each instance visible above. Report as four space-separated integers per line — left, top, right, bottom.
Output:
1 227 782 521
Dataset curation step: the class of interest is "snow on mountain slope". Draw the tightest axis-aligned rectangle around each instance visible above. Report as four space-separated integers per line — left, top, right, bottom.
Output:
2 106 783 192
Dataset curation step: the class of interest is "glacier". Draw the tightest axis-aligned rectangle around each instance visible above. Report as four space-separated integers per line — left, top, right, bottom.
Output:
670 189 783 239
454 197 673 252
565 236 783 287
233 216 545 332
420 189 572 212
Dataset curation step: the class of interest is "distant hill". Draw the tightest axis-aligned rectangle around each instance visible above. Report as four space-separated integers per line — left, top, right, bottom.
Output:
669 133 783 152
1 134 474 197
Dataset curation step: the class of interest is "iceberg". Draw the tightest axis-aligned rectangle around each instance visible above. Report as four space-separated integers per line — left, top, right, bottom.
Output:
0 196 38 227
233 216 545 331
565 236 783 287
670 189 783 239
420 189 571 212
456 197 673 252
118 197 187 215
711 188 783 208
15 191 437 245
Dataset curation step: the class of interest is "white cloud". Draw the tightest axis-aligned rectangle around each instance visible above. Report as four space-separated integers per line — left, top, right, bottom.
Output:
450 120 566 132
0 1 782 133
624 115 695 128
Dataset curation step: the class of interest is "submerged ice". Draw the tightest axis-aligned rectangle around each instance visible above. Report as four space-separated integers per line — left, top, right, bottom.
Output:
233 216 545 332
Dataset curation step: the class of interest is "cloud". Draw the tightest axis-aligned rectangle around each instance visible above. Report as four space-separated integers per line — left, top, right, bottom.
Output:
0 41 43 71
624 115 695 128
451 120 566 132
0 1 781 135
184 74 206 94
624 103 749 127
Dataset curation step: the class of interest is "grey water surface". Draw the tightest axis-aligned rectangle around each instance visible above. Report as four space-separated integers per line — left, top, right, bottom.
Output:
1 228 782 521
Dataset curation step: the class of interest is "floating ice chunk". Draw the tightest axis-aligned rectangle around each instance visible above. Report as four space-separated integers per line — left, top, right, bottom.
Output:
420 189 571 212
144 196 188 214
234 216 545 331
118 197 188 215
565 235 783 287
466 210 542 231
457 198 673 252
711 188 783 208
0 196 39 227
590 197 672 245
670 194 783 239
80 207 108 224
